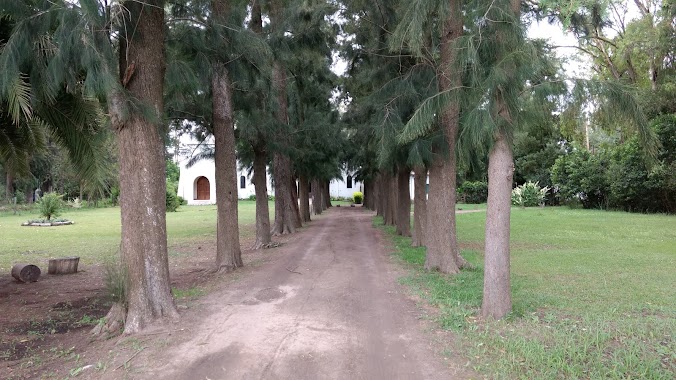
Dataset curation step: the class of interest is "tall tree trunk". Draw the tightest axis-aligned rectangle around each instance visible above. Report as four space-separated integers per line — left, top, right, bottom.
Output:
272 152 297 234
113 0 177 333
299 175 311 223
323 180 332 208
212 62 242 268
376 174 385 217
380 175 389 223
396 167 411 236
249 0 271 248
311 179 322 215
270 0 300 235
384 174 397 226
363 179 372 210
482 133 514 319
424 0 467 273
252 145 271 249
212 0 242 271
481 0 519 320
412 167 427 247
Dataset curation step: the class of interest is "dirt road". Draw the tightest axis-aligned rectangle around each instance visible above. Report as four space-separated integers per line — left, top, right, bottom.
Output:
142 207 469 379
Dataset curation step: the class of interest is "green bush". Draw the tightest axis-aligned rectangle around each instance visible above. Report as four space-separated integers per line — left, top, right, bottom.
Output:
39 192 65 220
353 191 363 204
551 149 610 209
166 181 180 212
511 181 549 207
248 194 256 201
178 196 187 206
110 186 120 205
457 181 488 203
551 116 676 213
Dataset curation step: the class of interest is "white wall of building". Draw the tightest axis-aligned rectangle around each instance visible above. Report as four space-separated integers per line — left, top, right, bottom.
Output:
329 172 362 199
177 159 216 205
177 158 272 205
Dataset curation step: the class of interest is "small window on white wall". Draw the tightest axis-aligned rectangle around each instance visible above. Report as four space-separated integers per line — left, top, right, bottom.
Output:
347 176 353 188
240 176 246 189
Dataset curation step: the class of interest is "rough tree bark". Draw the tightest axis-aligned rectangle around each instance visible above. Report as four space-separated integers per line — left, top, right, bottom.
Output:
323 180 332 209
482 134 514 319
310 179 320 215
212 0 242 270
249 1 271 249
424 0 468 273
299 175 311 223
481 0 519 320
380 175 389 222
212 0 242 271
112 0 178 334
363 179 374 210
272 152 298 234
252 145 271 249
269 0 299 235
384 174 397 226
270 0 300 234
376 174 385 217
412 167 427 247
395 167 411 236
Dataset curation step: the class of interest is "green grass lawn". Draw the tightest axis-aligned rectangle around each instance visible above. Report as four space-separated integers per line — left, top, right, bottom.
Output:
0 200 272 272
378 207 676 379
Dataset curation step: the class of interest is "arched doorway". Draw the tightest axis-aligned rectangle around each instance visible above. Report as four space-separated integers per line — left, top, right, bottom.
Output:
195 176 210 200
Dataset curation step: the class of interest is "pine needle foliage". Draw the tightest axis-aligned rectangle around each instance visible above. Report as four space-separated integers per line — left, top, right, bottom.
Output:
0 5 110 190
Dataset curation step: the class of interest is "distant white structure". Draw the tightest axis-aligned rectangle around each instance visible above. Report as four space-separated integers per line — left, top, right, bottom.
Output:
329 173 362 199
177 153 364 204
176 157 269 205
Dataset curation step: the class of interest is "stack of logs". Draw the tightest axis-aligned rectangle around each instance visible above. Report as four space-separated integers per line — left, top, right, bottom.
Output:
11 257 80 283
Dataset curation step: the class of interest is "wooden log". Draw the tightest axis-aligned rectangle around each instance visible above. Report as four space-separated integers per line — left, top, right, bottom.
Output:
48 257 80 275
11 264 41 283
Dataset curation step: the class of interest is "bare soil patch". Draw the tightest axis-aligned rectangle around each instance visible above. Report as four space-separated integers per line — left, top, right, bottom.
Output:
0 227 282 379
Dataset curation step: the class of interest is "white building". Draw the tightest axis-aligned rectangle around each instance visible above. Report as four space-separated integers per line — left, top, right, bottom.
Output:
176 157 267 205
177 155 362 205
329 173 362 199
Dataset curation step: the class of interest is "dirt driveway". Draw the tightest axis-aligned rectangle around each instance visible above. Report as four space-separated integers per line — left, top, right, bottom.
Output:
129 207 471 379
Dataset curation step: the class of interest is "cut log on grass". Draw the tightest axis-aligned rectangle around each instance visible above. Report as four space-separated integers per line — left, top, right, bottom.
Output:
48 257 80 275
11 264 41 283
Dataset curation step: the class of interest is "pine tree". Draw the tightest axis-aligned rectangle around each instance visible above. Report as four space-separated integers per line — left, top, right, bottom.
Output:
1 0 179 333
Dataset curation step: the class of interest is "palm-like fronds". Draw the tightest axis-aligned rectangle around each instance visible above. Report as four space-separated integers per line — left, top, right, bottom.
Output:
5 75 31 125
0 2 112 192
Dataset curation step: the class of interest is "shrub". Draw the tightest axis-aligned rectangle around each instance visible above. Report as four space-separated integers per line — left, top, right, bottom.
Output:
110 186 120 206
457 181 488 203
38 192 65 220
512 181 549 207
166 189 180 212
353 191 363 204
248 194 256 201
178 196 187 206
551 149 610 209
166 181 180 212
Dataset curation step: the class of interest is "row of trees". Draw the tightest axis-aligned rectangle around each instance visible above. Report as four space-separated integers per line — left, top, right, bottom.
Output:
339 0 532 319
1 0 670 332
340 0 669 319
0 0 346 333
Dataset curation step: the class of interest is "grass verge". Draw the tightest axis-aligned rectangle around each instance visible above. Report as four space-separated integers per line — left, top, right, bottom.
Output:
376 207 675 379
0 200 274 271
